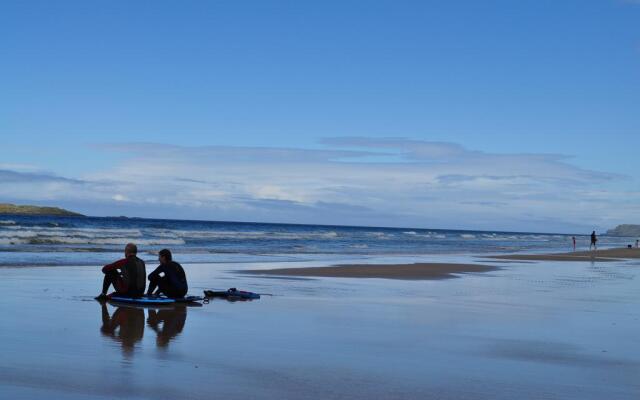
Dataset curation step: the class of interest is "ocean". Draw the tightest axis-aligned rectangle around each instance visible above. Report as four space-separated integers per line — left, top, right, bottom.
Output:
0 215 632 267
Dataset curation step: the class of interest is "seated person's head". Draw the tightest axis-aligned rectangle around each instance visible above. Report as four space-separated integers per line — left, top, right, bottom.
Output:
125 243 138 257
159 248 172 264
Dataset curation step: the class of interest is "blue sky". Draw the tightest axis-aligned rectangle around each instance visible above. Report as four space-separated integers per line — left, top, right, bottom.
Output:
1 0 639 232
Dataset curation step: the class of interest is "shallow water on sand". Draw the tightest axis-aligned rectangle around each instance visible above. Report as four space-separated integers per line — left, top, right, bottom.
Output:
1 257 639 399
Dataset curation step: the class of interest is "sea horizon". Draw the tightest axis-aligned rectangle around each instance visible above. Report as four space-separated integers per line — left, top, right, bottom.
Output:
0 214 633 268
0 211 613 237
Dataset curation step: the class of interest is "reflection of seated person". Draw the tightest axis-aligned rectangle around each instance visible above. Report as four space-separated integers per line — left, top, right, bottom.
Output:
147 249 188 298
147 306 187 348
100 303 145 355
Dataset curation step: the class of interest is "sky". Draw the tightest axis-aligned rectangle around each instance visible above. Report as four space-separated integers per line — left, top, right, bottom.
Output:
1 0 639 233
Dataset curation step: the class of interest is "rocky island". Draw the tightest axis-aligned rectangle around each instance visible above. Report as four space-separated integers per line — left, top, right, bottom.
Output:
0 203 84 217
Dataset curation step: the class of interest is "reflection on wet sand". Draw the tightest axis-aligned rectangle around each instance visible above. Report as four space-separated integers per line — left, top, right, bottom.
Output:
147 306 187 348
99 302 187 354
100 303 145 355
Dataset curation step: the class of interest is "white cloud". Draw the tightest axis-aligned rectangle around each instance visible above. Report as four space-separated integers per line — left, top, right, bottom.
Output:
1 138 636 232
0 163 42 173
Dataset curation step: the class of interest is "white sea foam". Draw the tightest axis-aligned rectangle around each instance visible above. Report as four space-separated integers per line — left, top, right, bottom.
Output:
142 229 340 241
0 223 348 245
25 237 185 245
365 232 389 239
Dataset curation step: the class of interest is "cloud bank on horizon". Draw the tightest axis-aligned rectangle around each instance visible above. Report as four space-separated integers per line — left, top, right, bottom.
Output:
0 137 636 233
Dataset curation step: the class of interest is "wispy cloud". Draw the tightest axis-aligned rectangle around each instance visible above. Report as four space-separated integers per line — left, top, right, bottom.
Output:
1 138 636 232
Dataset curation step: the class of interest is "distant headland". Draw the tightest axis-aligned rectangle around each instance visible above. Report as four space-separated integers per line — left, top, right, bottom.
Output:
606 224 640 237
0 203 84 217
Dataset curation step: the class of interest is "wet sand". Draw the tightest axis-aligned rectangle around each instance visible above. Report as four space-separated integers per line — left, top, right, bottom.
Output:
244 262 498 280
487 247 640 262
1 258 640 399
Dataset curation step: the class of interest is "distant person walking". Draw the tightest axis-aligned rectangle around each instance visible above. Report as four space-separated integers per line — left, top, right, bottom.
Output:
636 239 639 249
590 231 598 251
572 236 576 252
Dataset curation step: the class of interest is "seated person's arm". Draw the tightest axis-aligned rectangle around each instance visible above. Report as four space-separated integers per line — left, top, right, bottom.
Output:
102 258 127 273
147 264 165 281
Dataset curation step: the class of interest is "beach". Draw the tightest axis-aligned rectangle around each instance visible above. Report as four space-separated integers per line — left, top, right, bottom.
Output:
244 262 498 280
487 247 640 262
1 253 640 399
242 248 640 279
1 217 640 399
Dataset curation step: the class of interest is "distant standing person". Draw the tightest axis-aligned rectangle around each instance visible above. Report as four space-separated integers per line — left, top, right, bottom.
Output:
572 236 576 252
636 239 639 249
96 243 146 300
590 231 597 251
147 249 188 298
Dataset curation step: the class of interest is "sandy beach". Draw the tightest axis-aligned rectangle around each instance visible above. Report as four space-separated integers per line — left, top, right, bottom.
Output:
1 219 639 400
487 247 640 262
242 248 640 280
1 255 640 399
244 262 498 280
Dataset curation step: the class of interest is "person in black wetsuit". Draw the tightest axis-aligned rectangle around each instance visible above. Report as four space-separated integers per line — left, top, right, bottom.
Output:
590 231 598 251
147 249 188 298
96 243 146 300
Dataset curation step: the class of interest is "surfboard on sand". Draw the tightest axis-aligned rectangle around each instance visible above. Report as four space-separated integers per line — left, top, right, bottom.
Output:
108 294 203 305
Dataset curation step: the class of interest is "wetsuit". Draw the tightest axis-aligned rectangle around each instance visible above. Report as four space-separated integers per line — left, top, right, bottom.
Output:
147 261 188 298
102 255 147 297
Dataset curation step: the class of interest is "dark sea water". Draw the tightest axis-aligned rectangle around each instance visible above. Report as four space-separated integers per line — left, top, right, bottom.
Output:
0 215 632 267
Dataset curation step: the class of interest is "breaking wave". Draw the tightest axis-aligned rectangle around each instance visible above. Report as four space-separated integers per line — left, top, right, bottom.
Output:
0 215 633 267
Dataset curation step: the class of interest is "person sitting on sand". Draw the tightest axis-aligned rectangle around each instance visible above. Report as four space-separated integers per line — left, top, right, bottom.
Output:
146 249 188 299
590 231 598 251
96 243 147 300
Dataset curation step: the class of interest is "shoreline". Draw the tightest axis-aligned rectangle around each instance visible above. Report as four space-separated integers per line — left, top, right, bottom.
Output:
243 247 640 280
242 262 498 280
485 247 640 262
